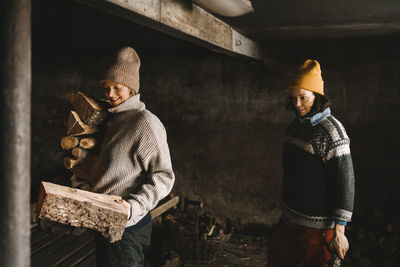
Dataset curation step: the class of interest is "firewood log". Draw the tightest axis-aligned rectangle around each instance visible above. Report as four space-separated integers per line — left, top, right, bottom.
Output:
31 203 38 223
71 147 89 159
70 155 97 181
79 137 97 149
66 111 99 136
65 91 108 126
150 196 179 219
63 156 81 169
38 181 128 243
70 165 91 181
60 136 80 150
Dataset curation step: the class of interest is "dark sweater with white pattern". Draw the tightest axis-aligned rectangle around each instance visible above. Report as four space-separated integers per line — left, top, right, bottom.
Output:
282 108 355 229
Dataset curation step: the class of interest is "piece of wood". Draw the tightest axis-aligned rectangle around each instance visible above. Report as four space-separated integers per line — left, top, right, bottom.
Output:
70 165 92 181
70 155 97 181
65 91 108 126
150 196 179 219
32 232 94 267
60 136 80 150
72 147 89 159
31 203 38 223
76 0 262 61
79 137 97 149
66 111 99 136
38 181 128 243
63 156 81 170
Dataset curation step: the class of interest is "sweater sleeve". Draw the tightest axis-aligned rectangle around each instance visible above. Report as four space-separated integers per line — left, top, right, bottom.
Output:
125 113 175 226
324 135 355 223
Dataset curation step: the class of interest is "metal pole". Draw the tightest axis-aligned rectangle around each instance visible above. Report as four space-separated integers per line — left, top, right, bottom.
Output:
0 0 31 266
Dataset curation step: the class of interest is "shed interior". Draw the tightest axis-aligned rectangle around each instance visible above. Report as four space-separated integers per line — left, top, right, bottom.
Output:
29 0 400 266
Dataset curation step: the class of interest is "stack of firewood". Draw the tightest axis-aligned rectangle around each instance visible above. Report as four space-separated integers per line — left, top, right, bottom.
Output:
36 92 182 243
60 91 109 190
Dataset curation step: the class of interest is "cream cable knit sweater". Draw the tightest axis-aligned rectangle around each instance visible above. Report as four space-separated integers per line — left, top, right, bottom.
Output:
90 94 175 227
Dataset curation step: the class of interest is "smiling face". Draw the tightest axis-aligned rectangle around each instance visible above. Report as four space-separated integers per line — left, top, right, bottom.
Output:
103 81 132 107
289 87 316 116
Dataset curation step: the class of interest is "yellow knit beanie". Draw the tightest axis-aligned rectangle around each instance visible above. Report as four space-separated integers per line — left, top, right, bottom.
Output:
289 59 324 95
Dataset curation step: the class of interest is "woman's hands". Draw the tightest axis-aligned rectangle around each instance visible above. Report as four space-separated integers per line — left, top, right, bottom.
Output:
122 200 131 219
332 224 349 259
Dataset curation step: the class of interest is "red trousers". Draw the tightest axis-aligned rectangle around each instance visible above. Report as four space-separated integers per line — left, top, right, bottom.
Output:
268 221 334 267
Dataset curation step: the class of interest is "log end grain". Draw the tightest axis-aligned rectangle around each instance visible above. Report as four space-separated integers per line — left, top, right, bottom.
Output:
60 136 79 150
38 182 128 243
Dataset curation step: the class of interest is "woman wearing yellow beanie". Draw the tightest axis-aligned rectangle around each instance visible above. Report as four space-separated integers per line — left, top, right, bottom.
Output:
268 60 355 267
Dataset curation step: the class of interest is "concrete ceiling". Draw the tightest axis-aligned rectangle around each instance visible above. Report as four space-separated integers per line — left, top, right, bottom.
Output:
222 0 400 44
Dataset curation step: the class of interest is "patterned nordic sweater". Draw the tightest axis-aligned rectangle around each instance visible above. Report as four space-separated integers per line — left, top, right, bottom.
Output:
282 107 355 229
90 94 175 227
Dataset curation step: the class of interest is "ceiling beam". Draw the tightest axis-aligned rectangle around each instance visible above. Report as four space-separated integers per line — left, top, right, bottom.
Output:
75 0 262 61
240 22 400 43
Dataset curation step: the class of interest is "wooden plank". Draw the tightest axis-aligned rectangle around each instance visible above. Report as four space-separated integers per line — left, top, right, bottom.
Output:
75 0 262 61
150 196 179 219
31 230 51 246
74 250 97 267
56 240 96 267
32 232 95 267
31 233 64 255
31 233 87 266
38 182 128 243
232 30 263 60
160 0 232 50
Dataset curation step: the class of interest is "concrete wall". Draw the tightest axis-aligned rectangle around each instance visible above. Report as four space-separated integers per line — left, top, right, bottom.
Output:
32 52 285 227
32 42 400 228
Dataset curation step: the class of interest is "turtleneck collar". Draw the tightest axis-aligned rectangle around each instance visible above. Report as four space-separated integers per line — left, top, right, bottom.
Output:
108 94 145 114
298 107 331 126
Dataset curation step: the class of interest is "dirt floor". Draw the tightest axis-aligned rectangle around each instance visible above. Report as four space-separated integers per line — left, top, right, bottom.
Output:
186 234 269 267
31 204 400 267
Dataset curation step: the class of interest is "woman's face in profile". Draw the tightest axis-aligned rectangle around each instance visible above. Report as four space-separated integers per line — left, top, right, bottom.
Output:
289 88 316 116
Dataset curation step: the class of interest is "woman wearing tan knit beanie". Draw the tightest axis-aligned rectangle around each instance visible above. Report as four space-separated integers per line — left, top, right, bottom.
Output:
268 60 355 267
91 47 175 267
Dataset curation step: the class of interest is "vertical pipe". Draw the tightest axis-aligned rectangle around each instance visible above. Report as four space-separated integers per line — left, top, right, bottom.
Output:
0 0 31 266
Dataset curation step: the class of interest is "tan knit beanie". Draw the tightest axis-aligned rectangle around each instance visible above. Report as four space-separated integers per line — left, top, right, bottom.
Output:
289 59 324 95
102 47 141 93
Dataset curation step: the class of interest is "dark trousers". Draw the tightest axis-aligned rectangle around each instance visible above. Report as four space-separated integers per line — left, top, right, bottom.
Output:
96 221 152 267
268 221 334 267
